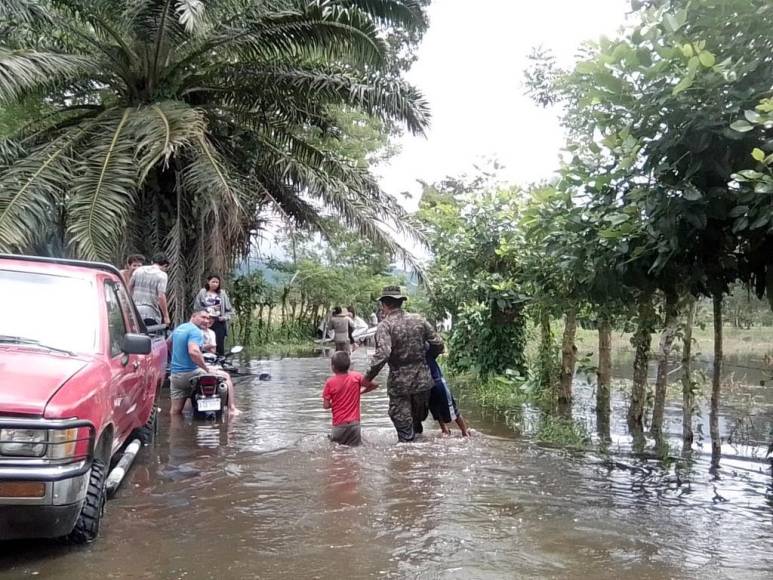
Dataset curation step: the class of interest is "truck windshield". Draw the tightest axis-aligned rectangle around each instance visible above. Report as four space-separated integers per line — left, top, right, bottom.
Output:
0 269 98 354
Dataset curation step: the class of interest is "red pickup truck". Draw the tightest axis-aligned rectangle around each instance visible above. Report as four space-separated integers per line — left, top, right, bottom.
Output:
0 255 167 543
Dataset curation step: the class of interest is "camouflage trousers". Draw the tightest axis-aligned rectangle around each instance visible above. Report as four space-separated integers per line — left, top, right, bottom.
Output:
388 390 430 442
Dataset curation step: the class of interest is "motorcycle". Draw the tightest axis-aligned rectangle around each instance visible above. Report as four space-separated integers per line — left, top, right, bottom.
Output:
203 344 244 374
190 345 243 420
189 372 229 420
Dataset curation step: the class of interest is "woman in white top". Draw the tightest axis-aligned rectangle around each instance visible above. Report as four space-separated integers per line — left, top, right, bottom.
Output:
194 275 233 356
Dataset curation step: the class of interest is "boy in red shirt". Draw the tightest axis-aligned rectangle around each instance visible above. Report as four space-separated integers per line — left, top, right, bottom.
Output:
322 351 378 446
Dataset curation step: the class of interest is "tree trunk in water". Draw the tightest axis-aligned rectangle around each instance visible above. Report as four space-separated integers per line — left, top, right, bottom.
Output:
280 289 288 324
559 309 577 406
681 299 696 450
596 316 612 441
710 293 723 469
538 309 555 391
651 295 679 439
627 296 654 432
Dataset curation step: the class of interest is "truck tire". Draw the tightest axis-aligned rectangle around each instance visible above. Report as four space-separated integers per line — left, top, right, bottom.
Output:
135 405 158 445
66 458 107 545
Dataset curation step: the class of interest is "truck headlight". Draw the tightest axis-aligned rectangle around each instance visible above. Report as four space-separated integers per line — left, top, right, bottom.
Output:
48 428 80 460
0 429 47 457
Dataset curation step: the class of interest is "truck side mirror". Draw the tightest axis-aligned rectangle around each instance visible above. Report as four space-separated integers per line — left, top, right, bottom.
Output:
122 333 152 355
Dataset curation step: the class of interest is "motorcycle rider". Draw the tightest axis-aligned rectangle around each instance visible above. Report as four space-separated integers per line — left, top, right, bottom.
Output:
169 310 240 416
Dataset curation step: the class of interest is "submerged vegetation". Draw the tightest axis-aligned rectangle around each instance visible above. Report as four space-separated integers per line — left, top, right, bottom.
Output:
413 0 773 464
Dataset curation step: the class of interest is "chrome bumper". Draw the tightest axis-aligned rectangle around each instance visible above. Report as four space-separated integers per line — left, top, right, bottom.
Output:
0 418 95 538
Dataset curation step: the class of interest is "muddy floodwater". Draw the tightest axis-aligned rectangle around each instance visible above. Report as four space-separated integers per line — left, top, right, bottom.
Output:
1 351 772 579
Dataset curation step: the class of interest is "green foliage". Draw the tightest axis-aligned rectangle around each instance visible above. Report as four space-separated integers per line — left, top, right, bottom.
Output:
446 301 526 377
535 310 559 390
451 370 588 447
415 169 528 376
534 414 590 449
0 0 430 319
230 271 270 345
527 0 773 306
230 227 404 349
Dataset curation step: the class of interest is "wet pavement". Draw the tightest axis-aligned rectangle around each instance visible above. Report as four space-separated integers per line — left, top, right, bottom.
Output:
1 351 772 579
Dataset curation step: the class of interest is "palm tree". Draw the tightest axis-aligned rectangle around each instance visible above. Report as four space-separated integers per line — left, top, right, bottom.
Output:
0 0 429 318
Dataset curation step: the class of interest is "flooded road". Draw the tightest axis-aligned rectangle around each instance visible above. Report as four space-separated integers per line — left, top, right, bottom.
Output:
1 351 772 579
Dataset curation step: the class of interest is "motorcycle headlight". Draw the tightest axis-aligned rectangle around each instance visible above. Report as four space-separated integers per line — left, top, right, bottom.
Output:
0 429 47 457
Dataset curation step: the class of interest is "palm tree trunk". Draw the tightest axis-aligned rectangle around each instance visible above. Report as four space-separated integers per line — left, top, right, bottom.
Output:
681 298 696 449
596 315 612 440
627 295 654 432
710 293 723 469
651 294 679 439
559 308 577 405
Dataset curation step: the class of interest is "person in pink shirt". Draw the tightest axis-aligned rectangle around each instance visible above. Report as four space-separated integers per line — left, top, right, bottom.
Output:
322 351 378 446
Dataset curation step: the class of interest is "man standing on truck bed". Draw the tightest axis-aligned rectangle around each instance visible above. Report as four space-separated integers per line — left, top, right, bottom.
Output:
130 253 171 327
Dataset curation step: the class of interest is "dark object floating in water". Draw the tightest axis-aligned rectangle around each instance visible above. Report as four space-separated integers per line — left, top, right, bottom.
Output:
258 372 271 381
159 464 201 481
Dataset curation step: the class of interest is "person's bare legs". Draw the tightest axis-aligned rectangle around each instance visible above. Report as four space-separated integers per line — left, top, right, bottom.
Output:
212 368 241 415
438 421 451 436
455 415 471 437
170 397 187 415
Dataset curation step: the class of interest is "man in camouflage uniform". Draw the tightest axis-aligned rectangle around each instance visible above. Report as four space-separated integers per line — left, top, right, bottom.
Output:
363 286 444 442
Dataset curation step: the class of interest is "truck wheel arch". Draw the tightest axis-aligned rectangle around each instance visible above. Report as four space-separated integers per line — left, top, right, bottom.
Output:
96 425 114 466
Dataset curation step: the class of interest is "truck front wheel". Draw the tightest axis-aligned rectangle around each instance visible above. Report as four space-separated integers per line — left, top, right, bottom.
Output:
65 458 107 545
135 405 158 445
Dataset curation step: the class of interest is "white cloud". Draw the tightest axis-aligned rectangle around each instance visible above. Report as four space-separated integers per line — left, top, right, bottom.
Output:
376 0 630 211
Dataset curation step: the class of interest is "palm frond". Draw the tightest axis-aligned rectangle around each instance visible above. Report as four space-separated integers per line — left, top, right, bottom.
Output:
0 49 99 104
199 64 430 135
180 137 245 266
183 135 243 214
130 100 206 184
248 125 426 265
67 108 138 260
0 123 91 252
175 0 209 35
167 2 387 83
0 0 52 25
163 170 192 323
331 0 426 30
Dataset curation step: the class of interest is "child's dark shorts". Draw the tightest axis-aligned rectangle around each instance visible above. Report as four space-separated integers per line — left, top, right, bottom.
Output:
429 377 460 424
330 421 362 446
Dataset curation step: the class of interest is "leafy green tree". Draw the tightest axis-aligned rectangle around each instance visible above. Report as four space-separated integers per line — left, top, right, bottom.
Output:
416 176 527 377
0 0 429 319
527 0 773 461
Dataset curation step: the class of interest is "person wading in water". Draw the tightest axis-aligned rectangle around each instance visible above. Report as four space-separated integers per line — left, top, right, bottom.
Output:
362 286 444 442
330 306 355 353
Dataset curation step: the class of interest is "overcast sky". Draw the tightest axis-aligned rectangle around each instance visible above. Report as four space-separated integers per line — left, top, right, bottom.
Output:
376 0 631 210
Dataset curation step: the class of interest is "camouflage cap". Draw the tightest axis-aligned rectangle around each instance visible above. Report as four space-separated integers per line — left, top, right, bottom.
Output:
378 285 408 301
